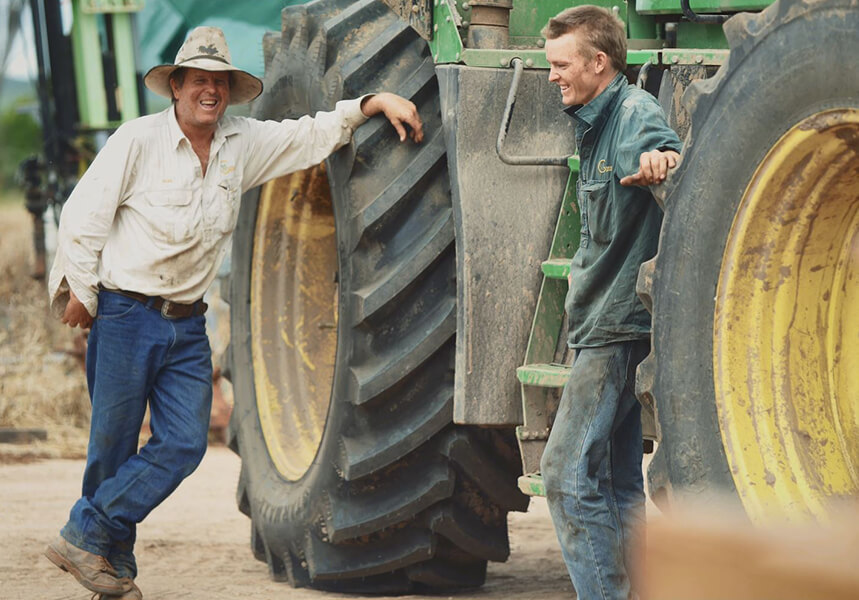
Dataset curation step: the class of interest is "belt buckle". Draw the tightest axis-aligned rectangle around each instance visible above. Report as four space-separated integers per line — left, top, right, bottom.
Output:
161 300 175 319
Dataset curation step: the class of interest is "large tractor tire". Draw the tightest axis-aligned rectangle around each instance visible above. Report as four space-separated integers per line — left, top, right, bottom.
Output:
639 0 859 521
226 0 527 592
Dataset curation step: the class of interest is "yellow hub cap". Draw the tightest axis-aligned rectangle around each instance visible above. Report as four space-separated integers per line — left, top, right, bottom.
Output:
714 108 859 522
251 165 338 481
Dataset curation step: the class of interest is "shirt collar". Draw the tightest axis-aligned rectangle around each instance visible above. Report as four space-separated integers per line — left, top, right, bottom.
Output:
565 72 627 130
166 105 186 150
165 105 240 151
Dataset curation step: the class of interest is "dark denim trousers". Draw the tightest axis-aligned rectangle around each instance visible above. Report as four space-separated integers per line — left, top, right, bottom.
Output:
60 290 212 578
541 340 648 600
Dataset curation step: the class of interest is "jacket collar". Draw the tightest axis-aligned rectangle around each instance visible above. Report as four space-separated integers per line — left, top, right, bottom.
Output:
564 72 627 132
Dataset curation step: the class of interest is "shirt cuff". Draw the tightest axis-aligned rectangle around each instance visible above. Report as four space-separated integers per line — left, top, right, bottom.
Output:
49 275 97 319
338 95 372 132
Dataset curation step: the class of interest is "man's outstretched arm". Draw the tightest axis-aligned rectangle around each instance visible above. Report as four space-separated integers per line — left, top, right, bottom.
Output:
243 92 424 191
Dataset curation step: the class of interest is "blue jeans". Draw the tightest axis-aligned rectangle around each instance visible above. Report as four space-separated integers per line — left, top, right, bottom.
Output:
60 290 212 578
541 340 648 600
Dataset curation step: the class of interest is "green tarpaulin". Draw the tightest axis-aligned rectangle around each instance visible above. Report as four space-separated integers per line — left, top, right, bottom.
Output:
138 1 306 77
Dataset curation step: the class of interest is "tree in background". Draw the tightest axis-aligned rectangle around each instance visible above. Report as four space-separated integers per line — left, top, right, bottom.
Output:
0 100 41 191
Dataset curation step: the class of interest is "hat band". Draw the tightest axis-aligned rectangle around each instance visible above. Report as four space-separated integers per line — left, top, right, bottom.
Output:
177 54 230 66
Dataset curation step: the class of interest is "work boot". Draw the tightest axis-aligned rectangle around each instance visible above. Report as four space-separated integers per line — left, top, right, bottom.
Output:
90 579 143 600
44 536 133 595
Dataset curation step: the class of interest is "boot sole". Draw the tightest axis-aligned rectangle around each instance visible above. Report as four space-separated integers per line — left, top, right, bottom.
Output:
44 544 131 595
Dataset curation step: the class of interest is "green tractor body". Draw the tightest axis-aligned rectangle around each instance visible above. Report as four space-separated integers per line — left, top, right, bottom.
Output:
222 0 859 591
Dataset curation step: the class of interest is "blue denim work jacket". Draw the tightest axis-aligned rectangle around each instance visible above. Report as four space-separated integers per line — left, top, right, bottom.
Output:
564 73 682 348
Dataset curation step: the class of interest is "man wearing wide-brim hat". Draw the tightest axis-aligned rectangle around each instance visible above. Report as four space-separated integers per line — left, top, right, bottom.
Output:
43 27 423 600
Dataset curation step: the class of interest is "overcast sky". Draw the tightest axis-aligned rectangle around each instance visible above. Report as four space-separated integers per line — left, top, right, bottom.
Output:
3 2 37 81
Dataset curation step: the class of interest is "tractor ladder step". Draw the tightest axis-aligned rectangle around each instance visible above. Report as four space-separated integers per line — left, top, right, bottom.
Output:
514 154 580 481
517 473 545 497
516 363 571 388
540 258 570 280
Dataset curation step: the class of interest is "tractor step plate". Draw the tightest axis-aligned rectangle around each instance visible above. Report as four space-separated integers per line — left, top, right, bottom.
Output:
517 473 546 497
516 363 571 388
541 258 570 280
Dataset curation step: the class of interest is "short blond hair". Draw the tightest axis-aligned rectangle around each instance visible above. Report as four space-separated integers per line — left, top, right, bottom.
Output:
543 5 627 72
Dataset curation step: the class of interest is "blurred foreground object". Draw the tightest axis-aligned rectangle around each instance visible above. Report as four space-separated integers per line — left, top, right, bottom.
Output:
645 505 859 600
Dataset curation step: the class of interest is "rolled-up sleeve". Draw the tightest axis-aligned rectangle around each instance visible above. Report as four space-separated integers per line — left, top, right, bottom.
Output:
48 130 136 318
614 96 682 182
241 96 370 191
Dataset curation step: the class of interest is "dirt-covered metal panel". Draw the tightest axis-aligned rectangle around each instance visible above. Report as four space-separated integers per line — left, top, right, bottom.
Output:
437 64 576 425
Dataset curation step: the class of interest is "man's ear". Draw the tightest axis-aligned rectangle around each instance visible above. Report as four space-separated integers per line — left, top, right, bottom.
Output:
169 78 179 101
593 51 609 75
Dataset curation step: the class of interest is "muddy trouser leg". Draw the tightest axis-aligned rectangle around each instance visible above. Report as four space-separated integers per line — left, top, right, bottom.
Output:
60 290 213 578
608 340 648 591
540 340 647 600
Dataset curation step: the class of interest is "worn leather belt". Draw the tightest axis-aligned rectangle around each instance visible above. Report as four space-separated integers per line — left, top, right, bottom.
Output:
99 286 208 319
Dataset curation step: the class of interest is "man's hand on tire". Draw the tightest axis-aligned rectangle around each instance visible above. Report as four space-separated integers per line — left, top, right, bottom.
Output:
361 92 424 143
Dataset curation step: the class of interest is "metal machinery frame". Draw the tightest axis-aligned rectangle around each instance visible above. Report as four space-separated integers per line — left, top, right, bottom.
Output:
383 0 773 495
27 0 144 227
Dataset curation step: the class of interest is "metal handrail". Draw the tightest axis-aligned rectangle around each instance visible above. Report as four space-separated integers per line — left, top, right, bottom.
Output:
496 58 569 166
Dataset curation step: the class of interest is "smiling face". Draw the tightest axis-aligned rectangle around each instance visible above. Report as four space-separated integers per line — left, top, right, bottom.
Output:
170 67 230 135
545 31 612 107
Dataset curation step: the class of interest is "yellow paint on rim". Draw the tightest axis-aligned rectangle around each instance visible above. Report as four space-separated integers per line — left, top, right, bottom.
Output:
714 108 859 522
251 166 338 481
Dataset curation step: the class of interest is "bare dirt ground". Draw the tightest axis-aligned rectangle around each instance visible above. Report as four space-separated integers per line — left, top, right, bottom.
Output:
5 197 859 600
0 198 573 599
1 448 574 600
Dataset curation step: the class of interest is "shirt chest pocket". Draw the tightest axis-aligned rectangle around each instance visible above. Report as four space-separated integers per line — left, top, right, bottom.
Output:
213 178 241 234
579 181 613 245
143 189 198 243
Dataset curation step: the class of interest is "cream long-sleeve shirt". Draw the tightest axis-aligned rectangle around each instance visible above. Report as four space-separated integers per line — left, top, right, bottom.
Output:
49 99 368 318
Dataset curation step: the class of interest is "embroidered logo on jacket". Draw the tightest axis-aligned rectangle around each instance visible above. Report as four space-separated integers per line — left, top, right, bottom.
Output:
597 159 613 174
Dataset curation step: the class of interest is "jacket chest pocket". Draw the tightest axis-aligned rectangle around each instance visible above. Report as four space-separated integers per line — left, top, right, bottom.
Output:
144 189 198 243
579 181 613 245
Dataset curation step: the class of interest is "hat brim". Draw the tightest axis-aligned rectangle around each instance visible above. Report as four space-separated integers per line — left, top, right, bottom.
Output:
144 58 263 105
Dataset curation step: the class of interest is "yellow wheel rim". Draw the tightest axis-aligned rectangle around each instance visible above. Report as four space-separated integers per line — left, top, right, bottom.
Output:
251 165 338 481
714 108 859 522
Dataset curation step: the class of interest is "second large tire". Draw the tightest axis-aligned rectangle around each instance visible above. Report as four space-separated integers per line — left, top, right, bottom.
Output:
640 0 859 520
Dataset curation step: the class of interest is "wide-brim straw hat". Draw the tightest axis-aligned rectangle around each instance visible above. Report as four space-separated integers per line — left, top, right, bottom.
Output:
144 26 263 105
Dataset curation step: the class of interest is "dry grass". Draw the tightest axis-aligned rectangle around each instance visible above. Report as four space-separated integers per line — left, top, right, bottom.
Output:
0 194 90 461
0 192 234 462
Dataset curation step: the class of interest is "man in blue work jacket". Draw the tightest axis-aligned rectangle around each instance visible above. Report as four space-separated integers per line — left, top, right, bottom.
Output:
539 6 682 599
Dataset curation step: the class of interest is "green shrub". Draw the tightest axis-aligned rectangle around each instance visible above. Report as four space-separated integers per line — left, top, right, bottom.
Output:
0 103 42 190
